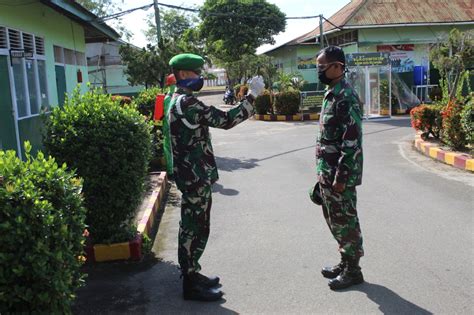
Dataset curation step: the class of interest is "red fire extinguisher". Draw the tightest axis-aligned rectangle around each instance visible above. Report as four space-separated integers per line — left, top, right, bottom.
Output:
154 94 165 121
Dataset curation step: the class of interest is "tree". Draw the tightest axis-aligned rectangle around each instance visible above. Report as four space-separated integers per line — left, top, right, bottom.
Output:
76 0 132 41
119 43 175 88
430 29 473 100
199 0 286 62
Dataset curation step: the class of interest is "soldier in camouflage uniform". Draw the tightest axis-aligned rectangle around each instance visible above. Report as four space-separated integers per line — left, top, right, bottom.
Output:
168 53 265 301
315 46 364 290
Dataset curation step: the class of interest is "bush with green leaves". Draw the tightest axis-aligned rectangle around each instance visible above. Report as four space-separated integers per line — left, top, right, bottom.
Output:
44 89 152 243
254 90 272 114
441 99 467 150
132 86 163 118
410 104 444 140
274 90 301 115
132 87 165 169
0 143 86 313
460 94 473 150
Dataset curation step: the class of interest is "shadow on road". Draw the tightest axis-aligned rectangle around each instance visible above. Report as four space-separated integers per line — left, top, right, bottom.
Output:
213 182 239 196
215 156 260 172
73 257 237 314
339 282 433 314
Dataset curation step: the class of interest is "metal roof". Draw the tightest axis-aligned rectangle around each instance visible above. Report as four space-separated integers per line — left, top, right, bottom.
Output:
265 0 474 53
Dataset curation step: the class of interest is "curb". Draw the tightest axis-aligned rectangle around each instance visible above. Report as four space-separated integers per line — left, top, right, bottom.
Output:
85 172 168 262
414 135 474 172
254 113 320 121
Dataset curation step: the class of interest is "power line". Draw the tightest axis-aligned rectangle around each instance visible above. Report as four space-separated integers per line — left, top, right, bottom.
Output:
96 2 322 22
322 16 343 30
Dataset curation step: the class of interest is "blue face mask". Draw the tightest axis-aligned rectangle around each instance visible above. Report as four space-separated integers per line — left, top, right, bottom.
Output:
177 76 204 91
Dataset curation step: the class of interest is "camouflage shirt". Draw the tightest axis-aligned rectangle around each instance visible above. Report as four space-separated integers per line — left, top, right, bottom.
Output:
316 79 363 187
170 89 254 191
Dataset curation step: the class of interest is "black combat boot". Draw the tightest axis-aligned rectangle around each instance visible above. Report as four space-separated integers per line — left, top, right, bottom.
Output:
193 272 220 288
183 273 224 301
328 256 364 290
321 255 346 279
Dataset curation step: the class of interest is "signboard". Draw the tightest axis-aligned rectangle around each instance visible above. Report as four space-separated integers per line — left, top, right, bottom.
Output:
9 49 33 59
346 52 390 67
377 44 415 73
297 55 317 70
300 91 325 112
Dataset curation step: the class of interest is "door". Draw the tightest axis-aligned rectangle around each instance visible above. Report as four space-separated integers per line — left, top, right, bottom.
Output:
55 65 66 106
0 55 19 152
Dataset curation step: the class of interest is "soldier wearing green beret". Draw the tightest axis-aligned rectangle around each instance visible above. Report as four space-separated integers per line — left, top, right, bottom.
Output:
167 53 265 301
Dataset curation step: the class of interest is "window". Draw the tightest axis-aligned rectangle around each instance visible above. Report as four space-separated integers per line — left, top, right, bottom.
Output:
54 45 86 66
0 26 49 119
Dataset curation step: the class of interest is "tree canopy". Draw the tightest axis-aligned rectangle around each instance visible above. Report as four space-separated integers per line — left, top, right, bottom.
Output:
199 0 286 62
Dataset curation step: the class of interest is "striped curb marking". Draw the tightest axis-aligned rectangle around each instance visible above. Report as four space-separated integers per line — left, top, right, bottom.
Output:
85 172 168 262
254 113 320 121
414 136 474 172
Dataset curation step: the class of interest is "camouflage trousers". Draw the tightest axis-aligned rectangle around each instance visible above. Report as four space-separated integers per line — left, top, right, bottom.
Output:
178 184 212 275
320 183 364 258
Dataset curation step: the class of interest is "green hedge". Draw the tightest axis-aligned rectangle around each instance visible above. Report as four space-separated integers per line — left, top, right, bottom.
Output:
0 143 86 313
44 89 152 244
461 95 474 150
132 87 165 170
254 90 272 115
274 90 300 115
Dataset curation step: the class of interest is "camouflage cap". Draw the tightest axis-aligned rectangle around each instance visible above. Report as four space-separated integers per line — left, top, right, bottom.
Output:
169 53 205 71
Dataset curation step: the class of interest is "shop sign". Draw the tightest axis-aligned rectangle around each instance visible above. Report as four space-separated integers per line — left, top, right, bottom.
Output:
346 52 390 67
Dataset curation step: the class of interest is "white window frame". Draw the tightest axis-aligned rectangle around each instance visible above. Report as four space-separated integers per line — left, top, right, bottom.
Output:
0 25 49 121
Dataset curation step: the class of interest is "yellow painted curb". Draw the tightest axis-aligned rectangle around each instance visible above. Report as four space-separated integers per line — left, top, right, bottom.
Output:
466 159 474 171
276 115 286 121
94 242 130 262
263 114 271 120
429 147 440 159
444 152 456 165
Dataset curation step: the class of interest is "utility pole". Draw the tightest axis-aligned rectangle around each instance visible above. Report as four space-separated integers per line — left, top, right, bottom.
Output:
154 0 161 44
319 14 324 49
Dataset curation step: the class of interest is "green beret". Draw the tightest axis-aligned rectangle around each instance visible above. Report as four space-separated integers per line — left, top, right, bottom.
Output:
169 53 205 71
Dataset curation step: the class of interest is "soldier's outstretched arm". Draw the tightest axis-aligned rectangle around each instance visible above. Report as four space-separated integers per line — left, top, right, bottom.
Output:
184 97 255 130
334 100 362 184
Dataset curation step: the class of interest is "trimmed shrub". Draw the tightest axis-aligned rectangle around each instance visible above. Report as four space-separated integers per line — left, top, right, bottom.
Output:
254 90 272 114
274 90 300 115
442 99 468 150
460 95 473 149
44 89 152 243
132 87 165 170
0 142 86 313
410 104 443 140
132 86 163 118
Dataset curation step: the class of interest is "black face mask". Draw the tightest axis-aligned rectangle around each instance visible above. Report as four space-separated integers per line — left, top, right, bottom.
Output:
318 69 333 85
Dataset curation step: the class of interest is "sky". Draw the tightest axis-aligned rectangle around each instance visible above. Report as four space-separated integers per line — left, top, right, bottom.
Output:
117 0 351 54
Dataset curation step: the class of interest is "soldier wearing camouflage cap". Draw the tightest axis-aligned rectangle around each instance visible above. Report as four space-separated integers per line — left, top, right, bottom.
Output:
314 46 365 290
167 53 265 301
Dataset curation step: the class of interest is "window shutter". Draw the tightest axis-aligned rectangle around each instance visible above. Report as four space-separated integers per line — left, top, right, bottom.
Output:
0 27 6 49
35 36 45 55
8 29 21 49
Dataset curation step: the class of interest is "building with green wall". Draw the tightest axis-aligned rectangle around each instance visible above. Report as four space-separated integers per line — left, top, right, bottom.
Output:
87 40 145 97
264 0 473 91
0 0 119 158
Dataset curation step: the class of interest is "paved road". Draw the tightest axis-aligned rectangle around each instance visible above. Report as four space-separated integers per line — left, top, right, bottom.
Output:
75 94 473 314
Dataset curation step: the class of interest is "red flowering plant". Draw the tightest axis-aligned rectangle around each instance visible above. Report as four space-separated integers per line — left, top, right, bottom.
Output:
441 98 468 150
410 104 443 140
